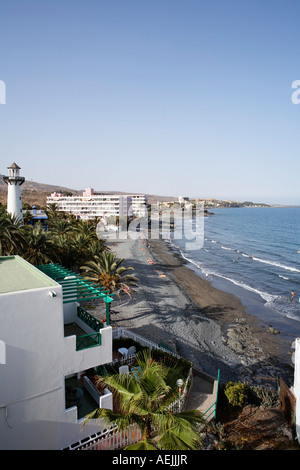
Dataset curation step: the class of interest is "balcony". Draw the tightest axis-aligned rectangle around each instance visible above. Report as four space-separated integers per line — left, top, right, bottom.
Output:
64 307 105 351
63 305 113 374
65 374 113 420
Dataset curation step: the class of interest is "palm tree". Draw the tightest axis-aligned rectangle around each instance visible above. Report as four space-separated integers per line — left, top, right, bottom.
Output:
71 232 98 268
20 222 54 265
85 239 109 260
46 203 65 228
0 209 24 255
22 210 33 225
50 232 75 268
73 219 99 242
81 251 138 297
48 219 73 237
85 350 204 450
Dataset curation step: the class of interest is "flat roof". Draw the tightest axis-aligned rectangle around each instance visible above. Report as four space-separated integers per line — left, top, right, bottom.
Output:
0 256 58 294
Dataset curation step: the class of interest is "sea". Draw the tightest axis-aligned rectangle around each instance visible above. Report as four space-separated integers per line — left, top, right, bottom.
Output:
168 206 300 356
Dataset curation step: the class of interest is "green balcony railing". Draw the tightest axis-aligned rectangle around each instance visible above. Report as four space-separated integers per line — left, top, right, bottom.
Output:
76 332 101 351
75 307 103 351
77 306 104 330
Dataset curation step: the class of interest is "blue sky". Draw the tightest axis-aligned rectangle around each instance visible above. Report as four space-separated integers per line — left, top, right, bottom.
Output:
0 0 300 204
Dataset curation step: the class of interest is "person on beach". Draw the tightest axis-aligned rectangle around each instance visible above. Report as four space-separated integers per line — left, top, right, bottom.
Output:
291 291 295 303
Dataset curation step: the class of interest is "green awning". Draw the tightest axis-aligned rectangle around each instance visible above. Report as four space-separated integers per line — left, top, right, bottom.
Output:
35 263 114 304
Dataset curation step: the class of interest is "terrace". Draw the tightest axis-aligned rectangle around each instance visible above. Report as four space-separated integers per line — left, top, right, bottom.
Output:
62 327 219 426
62 328 220 449
64 306 106 351
62 332 188 420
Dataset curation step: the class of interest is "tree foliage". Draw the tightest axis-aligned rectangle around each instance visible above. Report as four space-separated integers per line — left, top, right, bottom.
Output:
85 350 204 450
0 206 138 295
224 381 247 407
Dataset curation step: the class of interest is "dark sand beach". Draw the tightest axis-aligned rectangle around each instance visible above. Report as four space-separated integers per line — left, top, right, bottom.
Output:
95 234 295 385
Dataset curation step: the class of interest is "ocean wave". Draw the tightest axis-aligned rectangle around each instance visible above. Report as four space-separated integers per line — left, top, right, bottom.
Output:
169 239 300 322
266 298 300 322
211 273 278 303
211 239 300 274
170 240 277 303
252 256 300 273
170 241 204 271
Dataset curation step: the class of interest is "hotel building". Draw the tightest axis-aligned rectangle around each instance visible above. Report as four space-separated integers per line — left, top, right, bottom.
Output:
47 188 148 220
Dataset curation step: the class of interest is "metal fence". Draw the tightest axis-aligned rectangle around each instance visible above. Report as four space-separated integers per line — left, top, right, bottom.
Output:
112 327 181 358
73 424 142 451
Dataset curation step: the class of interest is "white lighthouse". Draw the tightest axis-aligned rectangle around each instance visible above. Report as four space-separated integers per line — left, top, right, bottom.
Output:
3 162 25 221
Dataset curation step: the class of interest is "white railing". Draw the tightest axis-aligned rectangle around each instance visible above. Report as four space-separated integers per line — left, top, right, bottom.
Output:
73 424 142 450
167 367 193 413
112 327 180 357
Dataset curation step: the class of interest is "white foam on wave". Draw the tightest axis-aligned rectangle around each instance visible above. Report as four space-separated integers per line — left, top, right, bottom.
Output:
252 256 300 273
266 298 300 322
213 239 299 274
213 273 278 303
168 239 300 322
169 240 277 303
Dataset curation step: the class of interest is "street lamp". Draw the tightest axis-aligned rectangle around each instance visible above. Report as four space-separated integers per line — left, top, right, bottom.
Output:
176 378 184 409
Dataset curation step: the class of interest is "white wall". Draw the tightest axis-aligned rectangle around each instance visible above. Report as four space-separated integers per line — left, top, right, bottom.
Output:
7 183 22 220
0 285 112 449
0 284 63 449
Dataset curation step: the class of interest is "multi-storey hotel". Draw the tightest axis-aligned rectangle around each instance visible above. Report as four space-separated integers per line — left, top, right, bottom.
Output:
47 188 148 220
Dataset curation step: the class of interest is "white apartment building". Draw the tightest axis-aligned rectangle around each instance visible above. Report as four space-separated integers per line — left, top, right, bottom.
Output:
130 193 148 217
0 256 114 450
47 188 148 220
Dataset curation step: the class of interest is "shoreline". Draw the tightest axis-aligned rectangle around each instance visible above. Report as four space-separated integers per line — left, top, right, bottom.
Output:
149 239 283 356
99 234 295 385
162 238 300 357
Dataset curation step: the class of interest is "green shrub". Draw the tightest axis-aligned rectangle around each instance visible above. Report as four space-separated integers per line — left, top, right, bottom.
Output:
224 381 247 407
247 384 279 408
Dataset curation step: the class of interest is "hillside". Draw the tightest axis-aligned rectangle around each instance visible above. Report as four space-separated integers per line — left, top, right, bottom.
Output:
0 175 177 208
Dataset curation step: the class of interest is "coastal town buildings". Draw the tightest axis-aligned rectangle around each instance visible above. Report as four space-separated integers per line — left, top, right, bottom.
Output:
3 162 25 221
178 196 189 204
0 256 113 450
47 188 148 220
